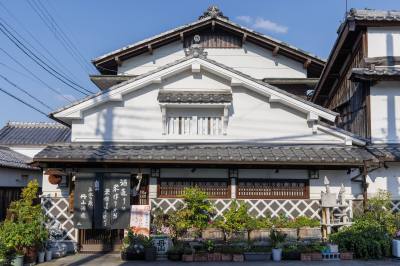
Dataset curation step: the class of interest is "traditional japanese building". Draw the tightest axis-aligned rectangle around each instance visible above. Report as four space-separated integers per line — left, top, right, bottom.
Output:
33 7 378 252
313 9 400 208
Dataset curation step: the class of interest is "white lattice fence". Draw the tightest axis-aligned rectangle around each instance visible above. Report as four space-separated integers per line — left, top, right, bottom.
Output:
41 197 77 241
151 198 321 219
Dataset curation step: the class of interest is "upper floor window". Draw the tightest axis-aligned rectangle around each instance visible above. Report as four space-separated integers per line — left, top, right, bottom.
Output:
167 115 223 136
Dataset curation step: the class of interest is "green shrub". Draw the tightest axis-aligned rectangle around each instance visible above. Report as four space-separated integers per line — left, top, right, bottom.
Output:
330 218 391 259
287 216 320 229
219 200 252 235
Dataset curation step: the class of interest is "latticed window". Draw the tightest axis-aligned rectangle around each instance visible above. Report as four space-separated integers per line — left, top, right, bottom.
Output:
237 179 309 199
167 116 222 135
158 178 230 198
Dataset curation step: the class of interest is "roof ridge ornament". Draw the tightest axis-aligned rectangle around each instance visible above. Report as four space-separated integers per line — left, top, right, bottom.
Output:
198 5 229 20
185 35 208 58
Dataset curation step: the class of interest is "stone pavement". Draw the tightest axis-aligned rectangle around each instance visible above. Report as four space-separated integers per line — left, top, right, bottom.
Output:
39 253 400 266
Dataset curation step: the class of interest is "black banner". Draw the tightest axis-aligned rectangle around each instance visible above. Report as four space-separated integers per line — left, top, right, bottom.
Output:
74 172 131 229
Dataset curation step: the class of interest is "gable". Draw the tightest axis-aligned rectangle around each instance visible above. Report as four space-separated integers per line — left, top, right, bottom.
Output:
93 7 324 77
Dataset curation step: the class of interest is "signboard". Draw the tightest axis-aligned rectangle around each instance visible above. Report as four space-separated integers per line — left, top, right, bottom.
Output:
74 173 131 230
130 205 151 236
73 173 96 229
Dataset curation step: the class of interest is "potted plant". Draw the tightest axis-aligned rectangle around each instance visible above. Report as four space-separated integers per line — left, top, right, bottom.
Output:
220 246 233 261
231 246 245 262
205 240 221 261
142 236 156 261
270 228 286 261
220 201 251 242
193 244 208 262
295 216 321 241
282 243 301 260
300 243 324 261
120 231 145 261
243 245 271 261
182 247 194 262
248 217 272 245
0 240 16 266
167 244 183 261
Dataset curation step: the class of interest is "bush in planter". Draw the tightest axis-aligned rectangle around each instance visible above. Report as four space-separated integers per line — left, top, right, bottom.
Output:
171 187 214 240
141 236 156 261
218 200 252 240
121 231 145 260
270 229 286 261
0 180 47 264
167 244 184 261
0 239 16 265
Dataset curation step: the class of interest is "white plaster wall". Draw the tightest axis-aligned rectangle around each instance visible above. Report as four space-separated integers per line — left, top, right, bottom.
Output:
368 27 400 59
41 173 69 197
9 146 44 158
366 162 400 199
370 81 400 143
71 69 342 144
0 168 42 187
118 41 306 79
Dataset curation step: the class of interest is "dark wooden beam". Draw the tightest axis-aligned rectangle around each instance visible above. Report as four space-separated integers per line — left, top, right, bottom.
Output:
272 46 279 57
114 56 122 67
303 59 312 69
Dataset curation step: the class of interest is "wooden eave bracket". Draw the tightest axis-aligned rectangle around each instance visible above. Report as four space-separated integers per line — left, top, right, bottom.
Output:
303 59 312 69
148 44 153 55
115 56 122 67
272 46 279 57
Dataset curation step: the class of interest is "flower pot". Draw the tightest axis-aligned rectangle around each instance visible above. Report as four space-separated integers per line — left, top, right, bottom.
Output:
227 230 248 242
249 229 271 244
38 251 45 263
194 252 208 262
301 253 312 261
244 252 271 261
202 228 224 241
182 254 194 262
298 227 322 241
167 252 182 261
272 248 282 261
221 253 232 261
24 246 38 263
45 250 52 261
394 239 400 257
232 254 244 262
145 247 157 261
276 228 297 241
282 250 301 260
207 252 222 261
340 252 353 260
12 255 24 266
311 252 322 261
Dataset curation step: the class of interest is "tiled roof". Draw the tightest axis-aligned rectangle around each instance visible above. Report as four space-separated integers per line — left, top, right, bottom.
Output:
51 55 337 118
351 67 400 80
348 8 400 21
0 146 39 170
367 145 400 161
158 90 232 103
0 122 71 145
34 144 376 166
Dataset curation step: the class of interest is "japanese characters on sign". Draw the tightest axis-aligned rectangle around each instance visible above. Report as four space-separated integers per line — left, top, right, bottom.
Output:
130 205 151 236
74 173 131 229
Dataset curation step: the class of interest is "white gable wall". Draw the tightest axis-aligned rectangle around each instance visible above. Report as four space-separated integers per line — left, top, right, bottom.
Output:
368 27 400 59
118 41 306 79
370 81 400 143
72 69 341 144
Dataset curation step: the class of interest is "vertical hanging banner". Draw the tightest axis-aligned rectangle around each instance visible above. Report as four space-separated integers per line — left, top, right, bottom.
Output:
73 173 96 229
102 173 131 229
130 205 151 236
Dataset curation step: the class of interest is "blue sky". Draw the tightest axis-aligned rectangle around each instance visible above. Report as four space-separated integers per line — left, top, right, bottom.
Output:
0 0 399 126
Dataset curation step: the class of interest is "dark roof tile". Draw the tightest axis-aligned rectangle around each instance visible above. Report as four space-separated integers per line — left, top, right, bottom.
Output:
0 146 39 170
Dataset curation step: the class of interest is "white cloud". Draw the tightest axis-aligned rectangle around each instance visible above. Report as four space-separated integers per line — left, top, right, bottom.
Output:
236 15 252 24
236 15 288 34
253 17 288 34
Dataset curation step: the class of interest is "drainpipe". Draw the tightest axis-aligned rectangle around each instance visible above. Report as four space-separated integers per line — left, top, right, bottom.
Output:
362 161 369 211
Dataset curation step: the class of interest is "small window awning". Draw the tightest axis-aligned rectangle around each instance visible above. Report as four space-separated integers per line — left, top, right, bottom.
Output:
157 90 232 104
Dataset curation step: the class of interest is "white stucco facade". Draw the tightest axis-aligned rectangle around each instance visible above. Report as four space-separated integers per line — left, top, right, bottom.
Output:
368 27 400 59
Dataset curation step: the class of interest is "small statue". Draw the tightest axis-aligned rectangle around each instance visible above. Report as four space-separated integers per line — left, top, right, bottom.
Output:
338 184 346 206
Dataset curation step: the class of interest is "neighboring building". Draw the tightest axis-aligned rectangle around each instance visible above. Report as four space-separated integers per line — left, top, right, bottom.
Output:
0 122 70 220
312 9 400 204
33 7 376 251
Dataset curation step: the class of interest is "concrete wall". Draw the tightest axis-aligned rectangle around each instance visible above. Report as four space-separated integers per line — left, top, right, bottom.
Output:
71 69 341 144
118 41 307 79
0 167 41 187
368 27 400 59
370 81 400 143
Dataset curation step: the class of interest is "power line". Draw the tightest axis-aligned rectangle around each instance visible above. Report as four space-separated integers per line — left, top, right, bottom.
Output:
0 2 87 84
0 21 93 95
28 0 95 74
0 86 48 117
0 47 73 103
0 72 53 110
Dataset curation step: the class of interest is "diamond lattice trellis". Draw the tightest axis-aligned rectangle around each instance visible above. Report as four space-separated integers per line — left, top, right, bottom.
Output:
41 196 77 241
151 198 321 219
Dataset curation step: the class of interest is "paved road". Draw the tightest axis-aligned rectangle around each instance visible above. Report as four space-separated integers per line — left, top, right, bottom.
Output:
40 253 400 266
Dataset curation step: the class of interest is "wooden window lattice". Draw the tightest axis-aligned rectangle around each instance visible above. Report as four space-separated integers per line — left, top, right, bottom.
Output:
158 178 230 198
237 179 309 199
